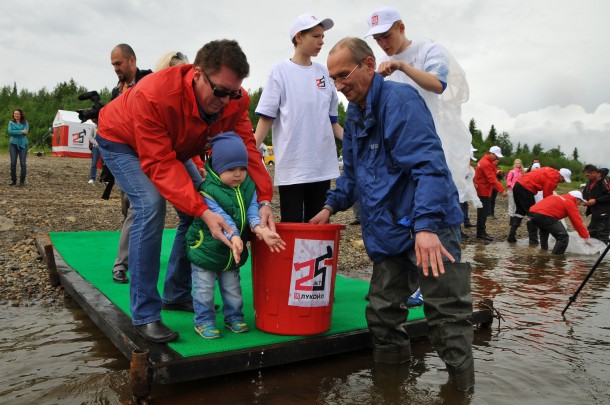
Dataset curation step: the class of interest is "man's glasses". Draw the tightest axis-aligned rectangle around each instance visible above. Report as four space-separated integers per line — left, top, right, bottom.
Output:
171 52 187 61
330 64 360 85
202 70 242 100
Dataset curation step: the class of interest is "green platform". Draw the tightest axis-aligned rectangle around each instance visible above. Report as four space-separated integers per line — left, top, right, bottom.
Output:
49 230 424 358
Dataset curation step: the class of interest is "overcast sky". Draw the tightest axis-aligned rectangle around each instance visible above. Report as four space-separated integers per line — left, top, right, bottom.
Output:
1 0 608 165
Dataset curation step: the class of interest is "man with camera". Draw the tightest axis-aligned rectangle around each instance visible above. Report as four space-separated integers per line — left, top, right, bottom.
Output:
97 39 274 343
108 44 152 284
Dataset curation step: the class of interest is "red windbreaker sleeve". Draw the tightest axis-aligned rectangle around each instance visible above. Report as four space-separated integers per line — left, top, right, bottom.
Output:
566 199 590 238
486 161 505 193
132 90 209 218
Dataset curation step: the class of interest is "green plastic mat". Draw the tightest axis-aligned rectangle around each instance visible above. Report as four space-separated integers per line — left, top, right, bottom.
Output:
49 230 424 357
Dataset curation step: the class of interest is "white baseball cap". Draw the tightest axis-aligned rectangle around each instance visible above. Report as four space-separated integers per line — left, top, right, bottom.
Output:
531 162 541 170
559 168 572 183
489 146 503 158
568 190 586 202
290 14 334 41
470 146 478 161
365 7 402 37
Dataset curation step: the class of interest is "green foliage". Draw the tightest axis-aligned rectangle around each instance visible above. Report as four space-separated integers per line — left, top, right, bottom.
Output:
1 80 111 150
532 143 543 156
496 131 513 156
468 118 483 144
487 125 497 143
247 86 263 132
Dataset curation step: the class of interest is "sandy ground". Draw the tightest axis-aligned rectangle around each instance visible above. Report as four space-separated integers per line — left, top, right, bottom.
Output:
0 153 538 307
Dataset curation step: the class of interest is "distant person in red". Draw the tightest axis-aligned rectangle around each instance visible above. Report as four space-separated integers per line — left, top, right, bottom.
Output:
473 146 507 241
509 166 572 244
528 191 590 254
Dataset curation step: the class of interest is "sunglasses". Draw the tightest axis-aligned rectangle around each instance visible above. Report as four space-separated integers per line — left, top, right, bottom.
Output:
202 70 242 100
171 52 187 61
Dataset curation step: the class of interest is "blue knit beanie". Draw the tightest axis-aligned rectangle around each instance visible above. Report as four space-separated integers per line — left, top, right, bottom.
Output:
210 132 248 175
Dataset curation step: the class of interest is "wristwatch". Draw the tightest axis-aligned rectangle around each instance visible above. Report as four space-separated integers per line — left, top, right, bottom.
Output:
258 201 272 209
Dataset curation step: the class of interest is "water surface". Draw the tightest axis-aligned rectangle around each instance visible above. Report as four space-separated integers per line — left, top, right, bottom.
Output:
1 241 609 404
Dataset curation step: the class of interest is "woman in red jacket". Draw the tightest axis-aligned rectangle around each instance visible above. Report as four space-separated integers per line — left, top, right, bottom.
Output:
528 191 590 254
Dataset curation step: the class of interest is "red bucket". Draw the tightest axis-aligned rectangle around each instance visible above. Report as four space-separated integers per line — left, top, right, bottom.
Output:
251 222 345 335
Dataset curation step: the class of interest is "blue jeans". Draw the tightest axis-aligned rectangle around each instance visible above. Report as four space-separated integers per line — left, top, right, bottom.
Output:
163 159 203 305
89 146 101 180
98 145 202 325
9 143 27 183
192 264 244 326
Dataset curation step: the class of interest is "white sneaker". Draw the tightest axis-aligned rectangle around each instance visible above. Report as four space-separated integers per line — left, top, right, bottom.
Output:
88 179 95 184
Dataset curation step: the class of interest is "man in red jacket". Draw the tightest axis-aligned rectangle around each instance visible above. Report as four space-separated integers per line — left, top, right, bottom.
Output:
529 191 590 254
97 39 274 343
473 146 507 241
509 166 571 244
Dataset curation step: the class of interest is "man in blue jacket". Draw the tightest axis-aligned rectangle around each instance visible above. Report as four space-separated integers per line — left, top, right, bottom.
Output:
311 37 474 392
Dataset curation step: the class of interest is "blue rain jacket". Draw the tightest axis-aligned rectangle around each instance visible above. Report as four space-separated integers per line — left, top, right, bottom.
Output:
326 74 462 263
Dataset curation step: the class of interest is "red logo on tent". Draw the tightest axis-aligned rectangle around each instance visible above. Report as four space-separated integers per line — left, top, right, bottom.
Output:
72 129 86 144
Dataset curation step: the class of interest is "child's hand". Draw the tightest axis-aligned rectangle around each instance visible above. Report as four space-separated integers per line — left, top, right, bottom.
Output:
261 229 286 253
231 235 244 264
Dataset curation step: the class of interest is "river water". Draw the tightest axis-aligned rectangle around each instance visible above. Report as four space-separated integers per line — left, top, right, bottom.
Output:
1 240 609 404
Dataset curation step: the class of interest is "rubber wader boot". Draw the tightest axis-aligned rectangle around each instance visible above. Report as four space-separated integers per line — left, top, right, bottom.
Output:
507 216 522 243
527 220 539 245
372 345 412 364
420 262 475 392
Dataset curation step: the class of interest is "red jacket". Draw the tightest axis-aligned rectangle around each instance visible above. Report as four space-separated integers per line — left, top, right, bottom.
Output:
98 64 272 218
529 194 589 238
517 167 560 199
474 154 505 197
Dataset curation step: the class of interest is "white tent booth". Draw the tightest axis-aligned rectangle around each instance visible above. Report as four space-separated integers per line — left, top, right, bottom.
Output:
52 110 94 158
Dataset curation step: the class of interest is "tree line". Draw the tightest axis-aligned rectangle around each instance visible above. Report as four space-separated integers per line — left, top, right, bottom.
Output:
0 80 585 181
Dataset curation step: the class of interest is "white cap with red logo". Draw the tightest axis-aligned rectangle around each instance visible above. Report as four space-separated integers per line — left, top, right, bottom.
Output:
365 7 402 37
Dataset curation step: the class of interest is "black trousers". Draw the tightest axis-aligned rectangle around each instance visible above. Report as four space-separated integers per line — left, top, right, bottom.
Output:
529 213 569 254
476 196 491 236
513 182 536 217
513 182 540 240
490 189 498 216
278 180 331 223
588 215 610 244
461 201 472 226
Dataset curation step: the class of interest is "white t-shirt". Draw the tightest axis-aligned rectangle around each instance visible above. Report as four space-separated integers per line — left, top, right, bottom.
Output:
378 39 472 202
256 60 340 186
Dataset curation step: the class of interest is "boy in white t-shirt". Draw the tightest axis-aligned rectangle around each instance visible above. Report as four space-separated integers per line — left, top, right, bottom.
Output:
365 7 472 202
254 13 343 223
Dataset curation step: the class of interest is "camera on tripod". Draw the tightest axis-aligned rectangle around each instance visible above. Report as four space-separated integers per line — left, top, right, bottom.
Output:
77 91 105 122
